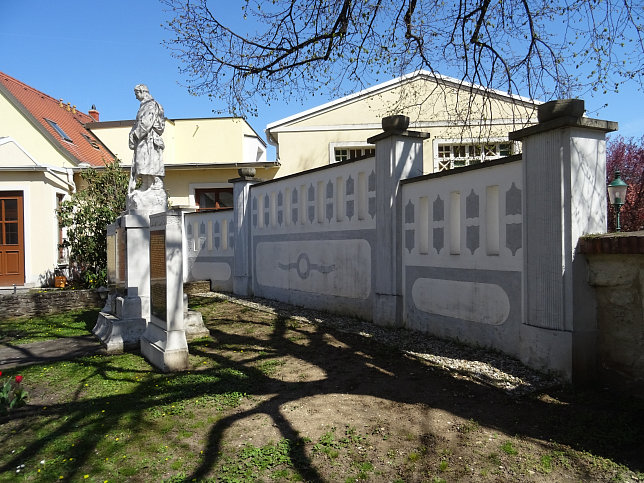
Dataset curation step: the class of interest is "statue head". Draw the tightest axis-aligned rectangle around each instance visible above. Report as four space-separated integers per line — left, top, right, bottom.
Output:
134 84 150 101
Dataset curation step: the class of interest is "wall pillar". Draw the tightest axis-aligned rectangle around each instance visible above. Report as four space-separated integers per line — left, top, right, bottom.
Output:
230 168 262 296
368 116 428 327
510 99 617 381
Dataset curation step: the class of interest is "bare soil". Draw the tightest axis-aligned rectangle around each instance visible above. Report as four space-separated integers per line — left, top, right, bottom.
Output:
185 297 644 482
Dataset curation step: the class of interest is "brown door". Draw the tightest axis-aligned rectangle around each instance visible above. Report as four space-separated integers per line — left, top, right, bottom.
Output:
0 191 25 286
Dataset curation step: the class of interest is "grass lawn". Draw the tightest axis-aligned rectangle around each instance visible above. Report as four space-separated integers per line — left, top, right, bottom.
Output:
0 298 642 482
0 309 100 344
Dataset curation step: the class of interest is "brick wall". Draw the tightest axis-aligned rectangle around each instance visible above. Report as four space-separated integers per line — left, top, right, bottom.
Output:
0 289 101 319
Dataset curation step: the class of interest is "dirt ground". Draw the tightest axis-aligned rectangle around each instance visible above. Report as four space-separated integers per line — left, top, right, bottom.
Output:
186 297 644 482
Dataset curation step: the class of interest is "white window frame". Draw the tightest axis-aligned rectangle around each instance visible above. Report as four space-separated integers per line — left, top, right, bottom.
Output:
328 142 375 164
188 182 233 208
432 138 518 172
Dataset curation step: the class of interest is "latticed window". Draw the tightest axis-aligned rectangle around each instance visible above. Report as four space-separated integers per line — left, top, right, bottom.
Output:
436 142 514 171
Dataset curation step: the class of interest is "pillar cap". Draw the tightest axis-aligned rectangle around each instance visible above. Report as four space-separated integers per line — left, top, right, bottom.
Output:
510 99 617 140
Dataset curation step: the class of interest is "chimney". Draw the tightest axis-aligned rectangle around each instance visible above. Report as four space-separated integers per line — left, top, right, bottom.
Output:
88 104 99 122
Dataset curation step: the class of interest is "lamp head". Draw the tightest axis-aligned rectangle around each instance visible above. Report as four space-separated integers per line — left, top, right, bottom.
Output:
608 170 628 207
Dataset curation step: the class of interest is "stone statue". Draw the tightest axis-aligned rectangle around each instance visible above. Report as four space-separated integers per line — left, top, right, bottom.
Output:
126 84 167 213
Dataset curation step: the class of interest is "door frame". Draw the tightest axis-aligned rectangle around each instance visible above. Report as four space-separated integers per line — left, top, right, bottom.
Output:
0 190 25 286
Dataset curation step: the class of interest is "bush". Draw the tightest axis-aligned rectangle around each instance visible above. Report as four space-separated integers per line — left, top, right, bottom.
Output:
57 161 128 287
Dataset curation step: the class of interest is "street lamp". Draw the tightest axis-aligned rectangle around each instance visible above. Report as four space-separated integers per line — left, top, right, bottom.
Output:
607 170 628 232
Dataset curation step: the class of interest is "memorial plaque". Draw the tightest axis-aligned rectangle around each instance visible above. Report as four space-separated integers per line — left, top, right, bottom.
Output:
117 228 127 287
106 232 117 285
150 229 167 321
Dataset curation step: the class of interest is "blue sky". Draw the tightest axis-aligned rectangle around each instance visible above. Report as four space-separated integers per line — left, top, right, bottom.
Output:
1 1 642 161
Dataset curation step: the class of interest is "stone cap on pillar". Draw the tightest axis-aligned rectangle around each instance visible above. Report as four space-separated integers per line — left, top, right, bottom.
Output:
367 115 430 144
228 166 263 183
509 99 618 140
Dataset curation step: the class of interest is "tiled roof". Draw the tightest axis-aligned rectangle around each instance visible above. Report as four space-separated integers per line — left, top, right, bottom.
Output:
0 71 115 167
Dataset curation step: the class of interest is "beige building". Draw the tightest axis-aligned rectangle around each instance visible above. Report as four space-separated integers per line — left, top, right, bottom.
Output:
0 71 278 287
266 70 539 177
88 117 278 209
0 71 116 287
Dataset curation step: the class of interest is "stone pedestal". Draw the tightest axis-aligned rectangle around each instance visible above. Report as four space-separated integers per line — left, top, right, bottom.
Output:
184 293 209 341
93 294 146 352
140 210 189 371
94 213 151 353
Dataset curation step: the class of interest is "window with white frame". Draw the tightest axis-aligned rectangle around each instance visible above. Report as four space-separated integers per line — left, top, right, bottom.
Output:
333 146 375 163
435 141 515 171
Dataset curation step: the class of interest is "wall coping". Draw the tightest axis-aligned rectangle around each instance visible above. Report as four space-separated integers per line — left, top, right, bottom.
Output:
509 116 618 140
401 154 521 185
251 153 374 188
578 231 644 255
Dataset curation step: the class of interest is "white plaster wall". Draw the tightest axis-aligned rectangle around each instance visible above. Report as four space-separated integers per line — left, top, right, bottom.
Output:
250 157 377 316
184 210 234 287
243 135 267 164
401 160 524 352
250 157 377 236
256 239 371 299
402 160 523 272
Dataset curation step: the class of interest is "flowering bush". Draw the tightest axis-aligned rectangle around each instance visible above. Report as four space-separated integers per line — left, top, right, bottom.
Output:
0 371 28 413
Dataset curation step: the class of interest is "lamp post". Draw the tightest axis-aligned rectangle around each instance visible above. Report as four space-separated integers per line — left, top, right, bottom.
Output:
607 170 628 232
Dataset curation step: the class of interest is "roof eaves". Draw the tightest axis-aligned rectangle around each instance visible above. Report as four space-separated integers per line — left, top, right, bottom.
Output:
0 79 83 166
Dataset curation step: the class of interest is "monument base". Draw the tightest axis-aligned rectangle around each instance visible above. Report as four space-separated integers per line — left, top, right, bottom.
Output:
140 318 189 372
127 187 168 215
93 295 147 353
185 310 209 341
93 313 147 353
182 294 209 341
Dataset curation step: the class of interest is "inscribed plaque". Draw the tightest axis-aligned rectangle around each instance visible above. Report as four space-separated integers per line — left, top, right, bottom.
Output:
150 230 167 321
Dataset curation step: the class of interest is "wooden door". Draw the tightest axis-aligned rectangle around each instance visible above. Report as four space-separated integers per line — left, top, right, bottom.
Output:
0 191 24 285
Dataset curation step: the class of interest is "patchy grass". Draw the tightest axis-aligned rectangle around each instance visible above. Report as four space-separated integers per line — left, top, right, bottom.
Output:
0 308 99 344
0 298 643 482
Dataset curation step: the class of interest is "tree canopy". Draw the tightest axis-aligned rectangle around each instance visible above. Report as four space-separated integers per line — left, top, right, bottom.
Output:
162 0 643 116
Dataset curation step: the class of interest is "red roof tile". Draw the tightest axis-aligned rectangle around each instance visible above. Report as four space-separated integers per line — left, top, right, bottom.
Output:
0 71 116 167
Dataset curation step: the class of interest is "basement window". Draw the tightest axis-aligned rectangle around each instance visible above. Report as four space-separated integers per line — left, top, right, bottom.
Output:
45 119 73 143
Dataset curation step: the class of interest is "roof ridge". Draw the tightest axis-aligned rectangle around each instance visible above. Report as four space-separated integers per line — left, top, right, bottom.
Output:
0 70 115 167
0 70 91 117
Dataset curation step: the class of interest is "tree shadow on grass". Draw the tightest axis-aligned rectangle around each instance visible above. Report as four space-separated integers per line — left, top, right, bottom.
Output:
0 299 642 481
0 308 100 344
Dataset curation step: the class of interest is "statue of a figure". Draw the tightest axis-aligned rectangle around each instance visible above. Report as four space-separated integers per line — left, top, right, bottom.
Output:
126 84 167 212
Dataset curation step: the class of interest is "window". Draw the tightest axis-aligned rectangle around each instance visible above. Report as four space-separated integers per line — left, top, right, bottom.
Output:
194 188 233 211
334 147 375 163
45 119 73 143
435 142 514 171
82 134 100 149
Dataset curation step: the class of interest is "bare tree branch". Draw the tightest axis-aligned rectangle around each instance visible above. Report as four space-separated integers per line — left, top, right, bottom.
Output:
161 0 644 117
